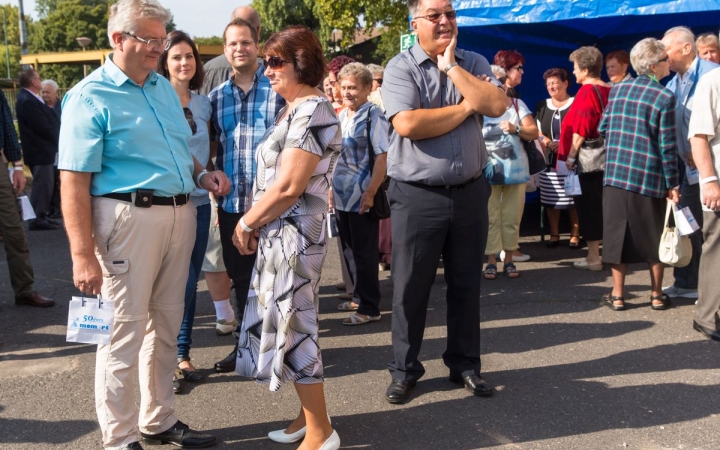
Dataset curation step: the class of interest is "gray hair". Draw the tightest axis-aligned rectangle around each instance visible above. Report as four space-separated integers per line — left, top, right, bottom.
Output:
41 79 59 91
408 0 422 17
696 32 720 48
490 64 506 80
664 26 697 54
338 62 373 88
630 38 666 76
107 0 171 49
366 63 384 77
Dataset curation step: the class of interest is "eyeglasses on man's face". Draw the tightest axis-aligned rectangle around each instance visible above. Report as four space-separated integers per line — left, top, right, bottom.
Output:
264 55 292 70
414 10 457 23
123 32 170 52
225 40 256 50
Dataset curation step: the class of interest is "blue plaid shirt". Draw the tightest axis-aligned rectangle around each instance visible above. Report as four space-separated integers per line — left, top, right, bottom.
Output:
209 63 284 213
0 90 21 162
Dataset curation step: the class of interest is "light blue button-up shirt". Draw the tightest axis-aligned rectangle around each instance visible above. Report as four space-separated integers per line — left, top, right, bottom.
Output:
58 54 195 197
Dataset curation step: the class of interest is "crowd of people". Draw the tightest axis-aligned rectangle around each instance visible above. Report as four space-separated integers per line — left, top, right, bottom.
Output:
1 0 720 449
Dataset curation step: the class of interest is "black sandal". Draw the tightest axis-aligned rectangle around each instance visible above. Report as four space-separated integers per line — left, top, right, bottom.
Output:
547 234 560 248
504 262 520 278
569 234 581 249
651 293 671 311
602 293 625 311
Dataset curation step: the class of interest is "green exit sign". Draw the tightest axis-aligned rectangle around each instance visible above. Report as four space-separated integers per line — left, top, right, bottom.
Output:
400 33 417 51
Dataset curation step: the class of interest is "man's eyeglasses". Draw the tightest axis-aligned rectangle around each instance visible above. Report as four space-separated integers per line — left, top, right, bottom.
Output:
373 78 383 85
264 55 292 70
183 107 197 135
225 40 255 50
414 10 457 22
123 32 170 52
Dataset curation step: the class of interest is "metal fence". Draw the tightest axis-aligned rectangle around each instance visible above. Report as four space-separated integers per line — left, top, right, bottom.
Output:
2 88 68 120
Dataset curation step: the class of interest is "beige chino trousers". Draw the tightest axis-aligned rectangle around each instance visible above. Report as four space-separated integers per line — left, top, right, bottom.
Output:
91 197 196 449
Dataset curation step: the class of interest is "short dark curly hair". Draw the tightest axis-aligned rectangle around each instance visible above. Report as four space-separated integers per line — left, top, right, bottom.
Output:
326 55 355 77
543 67 571 83
263 26 326 88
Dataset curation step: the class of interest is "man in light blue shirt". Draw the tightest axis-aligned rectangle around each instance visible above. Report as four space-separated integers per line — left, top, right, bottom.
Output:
58 1 228 448
662 26 719 300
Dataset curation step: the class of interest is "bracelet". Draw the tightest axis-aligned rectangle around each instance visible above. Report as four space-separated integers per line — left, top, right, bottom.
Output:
700 176 718 185
196 169 208 187
566 157 576 163
239 217 254 232
13 166 23 171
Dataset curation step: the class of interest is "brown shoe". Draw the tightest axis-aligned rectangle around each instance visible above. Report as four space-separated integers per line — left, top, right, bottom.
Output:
15 291 55 307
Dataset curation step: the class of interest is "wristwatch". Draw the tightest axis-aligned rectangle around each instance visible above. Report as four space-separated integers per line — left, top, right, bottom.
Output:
443 62 459 74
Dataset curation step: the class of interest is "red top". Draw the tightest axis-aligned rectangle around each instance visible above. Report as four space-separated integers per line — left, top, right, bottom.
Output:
558 83 611 161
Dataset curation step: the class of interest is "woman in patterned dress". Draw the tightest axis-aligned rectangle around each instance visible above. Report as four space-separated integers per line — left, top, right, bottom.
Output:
231 27 342 450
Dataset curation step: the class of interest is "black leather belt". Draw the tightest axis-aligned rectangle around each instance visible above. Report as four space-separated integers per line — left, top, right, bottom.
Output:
404 177 478 191
100 192 190 206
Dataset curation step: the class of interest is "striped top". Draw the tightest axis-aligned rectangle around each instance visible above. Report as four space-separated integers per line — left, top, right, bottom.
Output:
599 75 679 198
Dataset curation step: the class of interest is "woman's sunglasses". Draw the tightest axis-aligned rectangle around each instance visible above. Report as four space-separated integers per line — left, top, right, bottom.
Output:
264 55 292 70
183 107 197 135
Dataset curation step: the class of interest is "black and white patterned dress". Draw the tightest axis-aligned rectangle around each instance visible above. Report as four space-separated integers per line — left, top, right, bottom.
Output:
236 96 341 391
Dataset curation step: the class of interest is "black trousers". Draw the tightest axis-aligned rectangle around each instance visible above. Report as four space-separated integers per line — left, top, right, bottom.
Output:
336 209 381 316
29 164 54 221
387 177 490 382
218 208 257 328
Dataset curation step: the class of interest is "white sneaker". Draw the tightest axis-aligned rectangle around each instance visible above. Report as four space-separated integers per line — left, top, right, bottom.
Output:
661 285 699 299
215 318 237 336
499 251 531 262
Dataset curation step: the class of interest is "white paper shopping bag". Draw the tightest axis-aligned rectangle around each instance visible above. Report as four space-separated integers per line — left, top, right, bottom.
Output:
564 172 582 196
673 204 700 236
66 296 115 345
17 195 36 221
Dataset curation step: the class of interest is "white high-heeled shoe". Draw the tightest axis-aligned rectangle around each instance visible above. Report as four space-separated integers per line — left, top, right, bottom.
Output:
267 415 332 444
267 426 306 444
318 430 340 450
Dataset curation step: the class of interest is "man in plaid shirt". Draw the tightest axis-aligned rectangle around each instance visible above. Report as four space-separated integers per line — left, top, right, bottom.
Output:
209 17 284 373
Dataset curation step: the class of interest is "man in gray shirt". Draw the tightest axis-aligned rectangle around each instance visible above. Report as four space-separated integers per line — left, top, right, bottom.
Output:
381 0 507 404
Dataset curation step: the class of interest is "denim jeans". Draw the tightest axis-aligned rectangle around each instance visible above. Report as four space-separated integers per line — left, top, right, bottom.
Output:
177 203 211 360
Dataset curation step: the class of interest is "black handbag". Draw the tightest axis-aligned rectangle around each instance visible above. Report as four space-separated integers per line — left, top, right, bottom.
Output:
366 111 390 220
512 99 546 175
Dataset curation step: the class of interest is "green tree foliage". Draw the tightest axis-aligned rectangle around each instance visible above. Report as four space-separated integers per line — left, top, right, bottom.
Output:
193 36 223 46
0 4 28 80
251 0 322 42
314 0 409 64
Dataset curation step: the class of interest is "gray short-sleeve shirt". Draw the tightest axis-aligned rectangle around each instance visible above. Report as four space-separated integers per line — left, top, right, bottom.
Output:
382 43 498 186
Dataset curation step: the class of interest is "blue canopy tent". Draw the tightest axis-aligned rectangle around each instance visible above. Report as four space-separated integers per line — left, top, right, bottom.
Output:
456 0 720 108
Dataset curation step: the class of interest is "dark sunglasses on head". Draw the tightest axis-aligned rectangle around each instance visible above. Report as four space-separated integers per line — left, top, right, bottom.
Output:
415 10 457 22
183 107 197 135
373 78 383 85
264 55 292 70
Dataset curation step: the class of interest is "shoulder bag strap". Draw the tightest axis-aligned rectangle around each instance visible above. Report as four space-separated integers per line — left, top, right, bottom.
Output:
366 108 375 175
591 84 605 111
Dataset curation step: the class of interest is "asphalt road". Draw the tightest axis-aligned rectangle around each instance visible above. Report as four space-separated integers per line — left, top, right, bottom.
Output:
1 220 719 450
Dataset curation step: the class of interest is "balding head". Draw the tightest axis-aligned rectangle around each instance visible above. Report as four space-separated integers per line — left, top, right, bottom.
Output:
231 6 261 37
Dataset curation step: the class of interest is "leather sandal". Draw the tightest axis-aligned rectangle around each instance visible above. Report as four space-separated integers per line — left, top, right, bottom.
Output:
483 264 497 280
337 301 359 311
602 293 625 311
569 234 581 249
650 293 671 311
342 312 381 326
503 262 520 278
547 234 560 248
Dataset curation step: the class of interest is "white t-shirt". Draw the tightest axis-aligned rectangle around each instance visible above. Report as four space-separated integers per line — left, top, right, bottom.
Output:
688 68 720 212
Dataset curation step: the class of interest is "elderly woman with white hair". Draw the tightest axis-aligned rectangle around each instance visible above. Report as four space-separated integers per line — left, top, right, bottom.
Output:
598 37 680 311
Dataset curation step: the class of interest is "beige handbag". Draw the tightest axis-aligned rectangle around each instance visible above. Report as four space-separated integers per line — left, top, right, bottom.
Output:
659 201 692 267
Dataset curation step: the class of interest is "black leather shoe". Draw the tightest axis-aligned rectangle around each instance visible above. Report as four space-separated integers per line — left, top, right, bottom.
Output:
120 442 144 450
385 379 416 404
214 344 237 373
693 321 720 342
29 219 59 231
449 370 494 397
15 291 55 307
140 420 216 448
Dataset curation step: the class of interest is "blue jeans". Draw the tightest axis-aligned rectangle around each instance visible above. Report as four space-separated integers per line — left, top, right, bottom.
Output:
178 203 211 360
